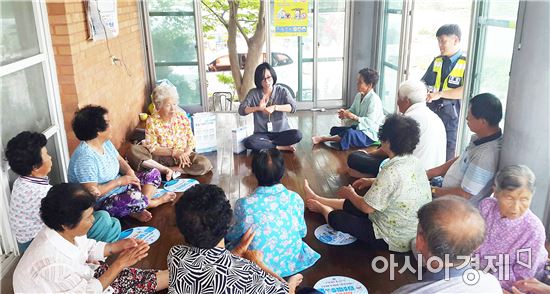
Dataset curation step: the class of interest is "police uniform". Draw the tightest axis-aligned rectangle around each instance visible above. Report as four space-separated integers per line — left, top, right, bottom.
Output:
422 51 466 160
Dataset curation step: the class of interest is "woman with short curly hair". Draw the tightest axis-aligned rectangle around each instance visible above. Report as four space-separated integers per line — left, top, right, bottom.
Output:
13 183 168 293
169 184 304 293
304 114 432 252
226 149 320 277
68 105 175 223
6 131 120 252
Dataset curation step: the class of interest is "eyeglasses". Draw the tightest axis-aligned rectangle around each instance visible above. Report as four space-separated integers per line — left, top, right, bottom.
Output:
262 75 273 81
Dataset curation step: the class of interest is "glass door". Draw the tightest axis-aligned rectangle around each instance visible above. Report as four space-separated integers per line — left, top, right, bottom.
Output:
0 1 69 259
268 0 349 109
146 0 203 107
468 0 519 113
315 0 347 107
458 0 519 150
377 0 404 114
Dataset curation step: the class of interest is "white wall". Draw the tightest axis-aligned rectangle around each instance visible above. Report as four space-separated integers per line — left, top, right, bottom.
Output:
346 1 379 106
500 1 550 229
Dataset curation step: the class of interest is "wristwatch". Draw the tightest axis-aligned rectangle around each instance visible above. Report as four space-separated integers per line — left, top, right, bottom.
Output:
274 105 278 112
431 187 437 195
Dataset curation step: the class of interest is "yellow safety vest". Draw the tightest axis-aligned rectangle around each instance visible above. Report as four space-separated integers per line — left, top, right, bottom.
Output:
432 55 466 92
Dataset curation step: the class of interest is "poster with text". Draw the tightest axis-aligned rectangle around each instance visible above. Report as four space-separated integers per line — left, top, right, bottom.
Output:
274 0 308 37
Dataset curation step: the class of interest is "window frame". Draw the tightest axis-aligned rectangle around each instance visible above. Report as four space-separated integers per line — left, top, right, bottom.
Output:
0 0 69 272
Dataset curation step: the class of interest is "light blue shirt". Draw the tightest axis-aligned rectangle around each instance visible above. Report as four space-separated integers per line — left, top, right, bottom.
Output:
449 49 463 67
345 90 385 141
68 140 125 200
226 184 320 277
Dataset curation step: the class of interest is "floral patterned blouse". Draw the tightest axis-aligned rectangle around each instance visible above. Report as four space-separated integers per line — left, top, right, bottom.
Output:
474 197 547 290
226 184 320 277
364 155 432 252
144 111 195 152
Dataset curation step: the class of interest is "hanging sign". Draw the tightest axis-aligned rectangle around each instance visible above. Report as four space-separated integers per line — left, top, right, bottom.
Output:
87 0 119 40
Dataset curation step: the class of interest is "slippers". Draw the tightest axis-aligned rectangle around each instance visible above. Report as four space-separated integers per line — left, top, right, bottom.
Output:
323 141 342 151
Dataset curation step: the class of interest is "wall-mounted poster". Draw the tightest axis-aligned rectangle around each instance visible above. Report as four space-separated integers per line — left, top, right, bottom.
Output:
274 0 308 37
87 0 119 40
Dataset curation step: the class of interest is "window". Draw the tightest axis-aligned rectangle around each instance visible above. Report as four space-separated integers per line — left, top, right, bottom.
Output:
377 0 404 114
458 0 519 150
146 0 202 106
0 1 68 269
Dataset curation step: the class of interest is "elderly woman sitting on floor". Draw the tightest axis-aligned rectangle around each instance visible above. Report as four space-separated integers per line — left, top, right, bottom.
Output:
474 165 548 291
127 83 212 180
68 105 174 222
311 68 384 150
13 183 168 293
304 114 432 252
226 149 320 277
6 131 120 252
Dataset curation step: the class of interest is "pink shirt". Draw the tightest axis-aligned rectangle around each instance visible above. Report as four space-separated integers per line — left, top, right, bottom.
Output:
474 197 547 290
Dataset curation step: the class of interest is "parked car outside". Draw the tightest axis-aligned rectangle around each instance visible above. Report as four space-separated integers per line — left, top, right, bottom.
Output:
205 52 306 102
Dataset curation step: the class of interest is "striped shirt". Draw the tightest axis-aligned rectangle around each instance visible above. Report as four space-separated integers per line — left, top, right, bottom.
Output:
68 140 125 199
443 131 502 206
168 245 288 294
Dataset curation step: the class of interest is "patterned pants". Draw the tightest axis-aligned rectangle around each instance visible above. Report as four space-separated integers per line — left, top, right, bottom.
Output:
98 169 161 217
94 263 158 294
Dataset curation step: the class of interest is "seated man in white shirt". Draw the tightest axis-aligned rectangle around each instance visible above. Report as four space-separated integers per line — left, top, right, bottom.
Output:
427 93 503 206
348 80 446 177
393 196 501 293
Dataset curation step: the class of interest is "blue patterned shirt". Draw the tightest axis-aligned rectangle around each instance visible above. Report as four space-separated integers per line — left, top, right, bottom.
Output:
226 184 320 277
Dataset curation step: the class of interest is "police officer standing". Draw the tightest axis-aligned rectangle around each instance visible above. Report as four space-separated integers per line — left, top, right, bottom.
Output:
422 24 466 161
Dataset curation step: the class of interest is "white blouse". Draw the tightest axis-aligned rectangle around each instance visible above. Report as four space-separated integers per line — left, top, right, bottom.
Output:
13 227 107 293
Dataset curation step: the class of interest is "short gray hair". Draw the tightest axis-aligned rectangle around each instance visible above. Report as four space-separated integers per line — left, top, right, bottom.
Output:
417 196 485 264
495 165 536 194
398 80 427 104
152 84 179 109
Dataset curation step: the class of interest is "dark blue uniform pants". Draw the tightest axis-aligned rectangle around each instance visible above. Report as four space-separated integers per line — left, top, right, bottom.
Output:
429 101 459 161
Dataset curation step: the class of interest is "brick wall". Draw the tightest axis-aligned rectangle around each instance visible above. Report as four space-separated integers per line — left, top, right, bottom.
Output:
46 0 148 153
